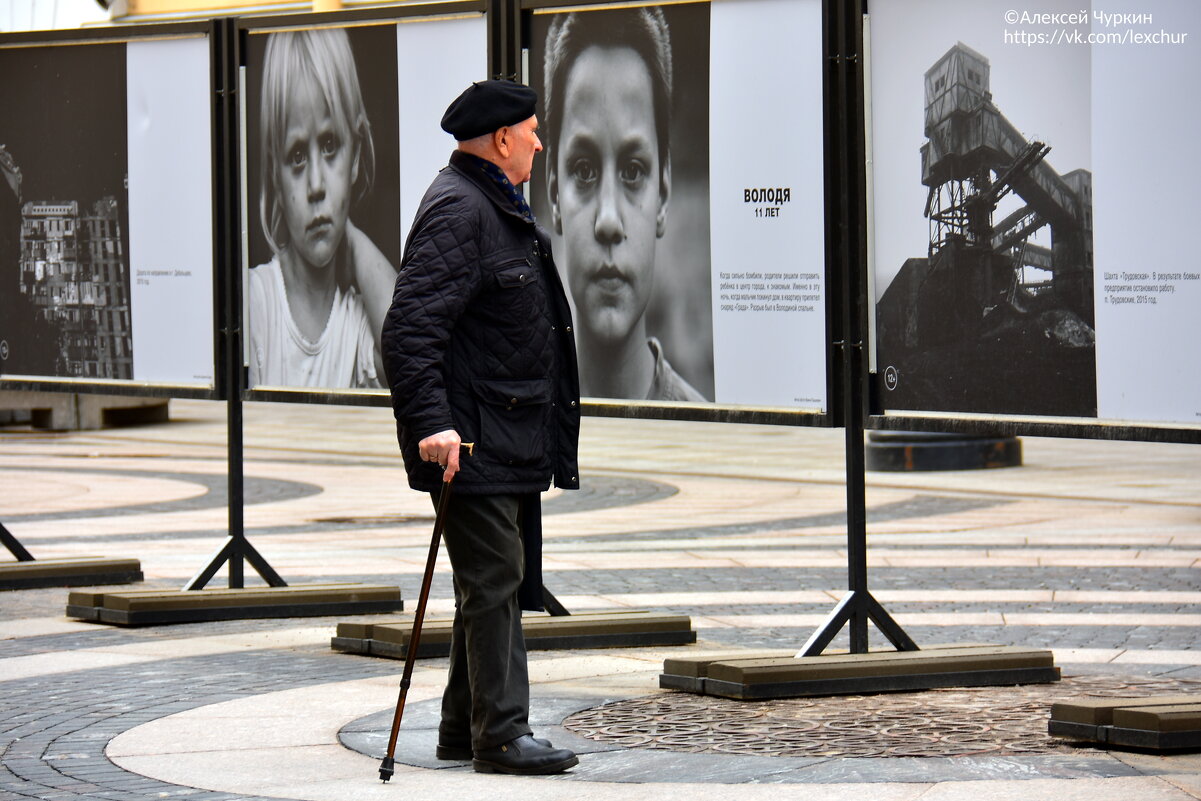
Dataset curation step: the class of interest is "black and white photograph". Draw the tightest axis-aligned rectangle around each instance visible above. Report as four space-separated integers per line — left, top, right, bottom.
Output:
243 24 401 391
0 42 133 381
529 2 714 402
869 0 1096 419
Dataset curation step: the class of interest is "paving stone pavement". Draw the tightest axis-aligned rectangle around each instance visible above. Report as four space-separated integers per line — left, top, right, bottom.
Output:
1 649 394 801
1 399 1199 800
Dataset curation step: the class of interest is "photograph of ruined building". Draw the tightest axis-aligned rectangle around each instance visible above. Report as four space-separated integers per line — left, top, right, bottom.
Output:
875 42 1096 418
0 43 132 381
17 197 132 379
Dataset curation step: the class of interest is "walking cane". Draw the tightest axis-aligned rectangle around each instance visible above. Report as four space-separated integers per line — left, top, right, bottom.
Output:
379 442 473 784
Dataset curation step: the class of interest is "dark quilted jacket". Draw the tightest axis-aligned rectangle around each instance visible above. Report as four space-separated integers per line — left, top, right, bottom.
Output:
382 151 581 495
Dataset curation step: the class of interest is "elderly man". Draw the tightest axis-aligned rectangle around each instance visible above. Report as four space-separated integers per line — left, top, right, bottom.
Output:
381 80 581 775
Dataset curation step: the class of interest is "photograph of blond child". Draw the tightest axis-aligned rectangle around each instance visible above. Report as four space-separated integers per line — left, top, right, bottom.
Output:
542 8 708 402
248 28 396 389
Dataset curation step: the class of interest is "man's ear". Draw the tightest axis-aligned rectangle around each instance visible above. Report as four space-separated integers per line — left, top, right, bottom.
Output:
547 155 562 234
494 127 511 159
656 155 671 238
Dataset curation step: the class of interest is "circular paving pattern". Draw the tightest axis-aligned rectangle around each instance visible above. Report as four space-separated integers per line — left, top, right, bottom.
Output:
564 675 1201 758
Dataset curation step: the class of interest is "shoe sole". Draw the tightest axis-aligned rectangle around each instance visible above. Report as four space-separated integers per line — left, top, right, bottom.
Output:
472 754 579 775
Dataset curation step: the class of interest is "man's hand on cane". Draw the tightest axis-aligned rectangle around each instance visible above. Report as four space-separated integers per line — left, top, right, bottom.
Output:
418 430 468 482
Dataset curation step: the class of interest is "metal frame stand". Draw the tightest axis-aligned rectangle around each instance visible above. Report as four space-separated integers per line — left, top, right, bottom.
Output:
799 0 916 657
186 18 283 592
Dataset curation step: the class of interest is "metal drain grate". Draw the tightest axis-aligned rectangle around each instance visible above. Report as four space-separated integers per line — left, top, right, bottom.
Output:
564 675 1201 758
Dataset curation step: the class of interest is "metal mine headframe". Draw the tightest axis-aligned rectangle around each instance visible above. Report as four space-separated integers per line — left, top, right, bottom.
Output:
917 42 1093 344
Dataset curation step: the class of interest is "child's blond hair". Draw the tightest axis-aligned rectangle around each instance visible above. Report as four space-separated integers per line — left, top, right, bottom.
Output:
258 28 375 254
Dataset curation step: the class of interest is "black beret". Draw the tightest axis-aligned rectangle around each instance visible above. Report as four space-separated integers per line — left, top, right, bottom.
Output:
440 80 538 141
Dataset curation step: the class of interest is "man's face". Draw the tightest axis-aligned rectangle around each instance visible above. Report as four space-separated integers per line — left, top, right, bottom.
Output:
551 46 669 344
503 115 542 186
276 79 358 271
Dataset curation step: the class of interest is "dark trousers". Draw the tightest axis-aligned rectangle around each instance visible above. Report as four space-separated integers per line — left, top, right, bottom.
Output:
432 491 532 750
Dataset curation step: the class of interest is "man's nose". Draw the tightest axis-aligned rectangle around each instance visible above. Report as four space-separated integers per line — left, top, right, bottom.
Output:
593 172 622 245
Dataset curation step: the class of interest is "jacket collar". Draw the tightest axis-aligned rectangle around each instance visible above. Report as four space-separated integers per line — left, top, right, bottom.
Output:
448 150 535 225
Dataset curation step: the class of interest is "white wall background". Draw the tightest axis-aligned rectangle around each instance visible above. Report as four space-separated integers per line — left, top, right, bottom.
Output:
0 0 112 32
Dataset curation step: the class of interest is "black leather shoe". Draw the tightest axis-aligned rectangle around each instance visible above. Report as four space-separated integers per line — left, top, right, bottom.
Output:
472 734 578 775
436 736 553 762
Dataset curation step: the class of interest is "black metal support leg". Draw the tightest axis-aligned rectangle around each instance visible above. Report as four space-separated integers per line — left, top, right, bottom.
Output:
184 538 236 591
864 591 919 651
1 522 35 562
798 591 857 657
541 585 571 616
798 590 918 657
184 535 286 591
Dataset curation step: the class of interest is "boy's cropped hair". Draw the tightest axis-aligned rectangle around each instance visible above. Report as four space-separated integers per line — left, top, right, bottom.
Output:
542 7 673 173
258 28 376 254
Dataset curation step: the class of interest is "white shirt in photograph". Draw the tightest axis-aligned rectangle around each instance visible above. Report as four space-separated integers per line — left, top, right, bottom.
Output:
247 256 380 389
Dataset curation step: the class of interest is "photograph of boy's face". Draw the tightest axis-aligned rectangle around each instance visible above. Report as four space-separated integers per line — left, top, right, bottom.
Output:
276 79 360 273
551 44 668 344
531 3 711 402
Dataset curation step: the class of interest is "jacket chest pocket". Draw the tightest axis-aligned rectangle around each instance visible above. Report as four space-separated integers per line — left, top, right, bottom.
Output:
495 260 539 289
492 258 544 318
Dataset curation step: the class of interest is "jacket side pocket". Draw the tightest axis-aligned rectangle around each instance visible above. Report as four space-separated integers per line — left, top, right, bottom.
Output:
471 377 551 467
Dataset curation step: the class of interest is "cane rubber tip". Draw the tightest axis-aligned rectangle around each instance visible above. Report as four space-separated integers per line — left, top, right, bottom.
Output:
379 756 395 783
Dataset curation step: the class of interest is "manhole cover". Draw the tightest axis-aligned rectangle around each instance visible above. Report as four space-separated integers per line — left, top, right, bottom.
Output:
564 675 1201 758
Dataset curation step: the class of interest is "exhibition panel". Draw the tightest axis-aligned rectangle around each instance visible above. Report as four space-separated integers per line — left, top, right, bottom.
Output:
237 3 488 400
867 0 1201 441
522 0 834 424
0 22 220 396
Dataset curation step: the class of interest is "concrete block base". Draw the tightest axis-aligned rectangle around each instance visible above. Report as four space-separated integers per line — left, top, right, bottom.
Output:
0 391 169 430
333 609 696 659
65 583 403 626
661 644 1060 699
1050 695 1201 751
866 431 1022 471
0 556 143 590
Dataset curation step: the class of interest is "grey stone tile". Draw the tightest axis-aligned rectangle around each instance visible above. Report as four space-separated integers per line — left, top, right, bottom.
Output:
791 755 1146 784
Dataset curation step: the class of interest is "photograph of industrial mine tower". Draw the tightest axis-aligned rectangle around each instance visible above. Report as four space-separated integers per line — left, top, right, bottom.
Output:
876 41 1096 418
